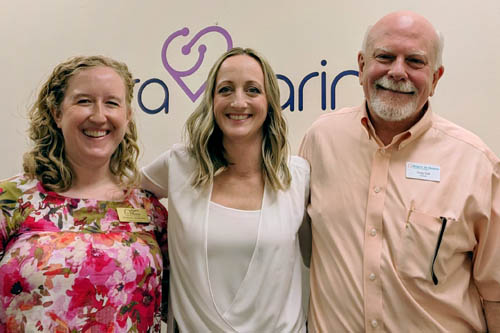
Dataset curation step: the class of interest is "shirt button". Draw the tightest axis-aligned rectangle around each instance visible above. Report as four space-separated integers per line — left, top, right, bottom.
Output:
371 319 378 328
370 228 377 237
369 273 376 281
374 186 381 193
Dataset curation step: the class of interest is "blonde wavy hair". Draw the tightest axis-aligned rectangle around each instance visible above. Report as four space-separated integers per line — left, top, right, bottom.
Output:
23 55 140 192
184 47 291 191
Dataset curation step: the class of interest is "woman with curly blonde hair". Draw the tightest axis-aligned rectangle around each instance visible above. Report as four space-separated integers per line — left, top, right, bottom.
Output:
142 47 310 332
23 55 140 192
0 55 168 332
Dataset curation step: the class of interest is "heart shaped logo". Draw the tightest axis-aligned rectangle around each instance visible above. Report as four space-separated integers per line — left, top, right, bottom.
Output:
161 26 233 102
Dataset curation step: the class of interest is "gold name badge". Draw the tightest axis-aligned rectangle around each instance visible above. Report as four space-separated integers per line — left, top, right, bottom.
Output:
116 208 149 223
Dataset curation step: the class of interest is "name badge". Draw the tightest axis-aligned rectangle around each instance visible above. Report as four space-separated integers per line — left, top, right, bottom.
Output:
116 208 149 223
406 162 440 182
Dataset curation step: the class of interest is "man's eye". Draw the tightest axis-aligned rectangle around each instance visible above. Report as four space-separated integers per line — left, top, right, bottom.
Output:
407 58 426 68
408 58 424 64
376 54 393 61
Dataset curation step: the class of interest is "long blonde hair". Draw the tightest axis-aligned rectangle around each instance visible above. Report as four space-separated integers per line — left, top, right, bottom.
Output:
184 47 291 191
23 55 140 192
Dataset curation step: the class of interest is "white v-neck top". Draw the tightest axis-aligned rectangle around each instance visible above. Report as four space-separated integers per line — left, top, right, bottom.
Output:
142 144 310 332
207 201 261 314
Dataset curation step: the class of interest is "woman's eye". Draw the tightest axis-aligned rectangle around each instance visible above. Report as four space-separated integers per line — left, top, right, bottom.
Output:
248 86 261 94
217 86 232 94
77 99 91 104
107 101 120 107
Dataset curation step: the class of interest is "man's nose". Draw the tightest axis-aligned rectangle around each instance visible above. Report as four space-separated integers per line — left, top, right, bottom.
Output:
388 57 408 81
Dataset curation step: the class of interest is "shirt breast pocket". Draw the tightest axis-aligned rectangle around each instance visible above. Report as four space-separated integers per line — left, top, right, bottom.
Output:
396 209 459 285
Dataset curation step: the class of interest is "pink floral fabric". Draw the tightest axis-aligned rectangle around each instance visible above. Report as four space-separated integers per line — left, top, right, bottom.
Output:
0 174 168 332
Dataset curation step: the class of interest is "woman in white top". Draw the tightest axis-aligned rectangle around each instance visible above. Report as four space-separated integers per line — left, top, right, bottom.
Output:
142 47 311 332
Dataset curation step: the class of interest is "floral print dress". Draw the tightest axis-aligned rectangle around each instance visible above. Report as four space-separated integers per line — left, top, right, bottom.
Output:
0 174 168 332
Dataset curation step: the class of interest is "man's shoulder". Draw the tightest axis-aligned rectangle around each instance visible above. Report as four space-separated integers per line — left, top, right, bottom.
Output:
309 105 362 131
432 114 499 166
300 105 363 151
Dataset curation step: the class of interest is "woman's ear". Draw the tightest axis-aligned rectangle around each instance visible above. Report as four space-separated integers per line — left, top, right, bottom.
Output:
127 106 132 121
51 107 62 128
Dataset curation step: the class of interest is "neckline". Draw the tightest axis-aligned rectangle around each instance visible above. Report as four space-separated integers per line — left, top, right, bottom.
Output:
204 180 267 329
37 181 133 203
209 200 261 213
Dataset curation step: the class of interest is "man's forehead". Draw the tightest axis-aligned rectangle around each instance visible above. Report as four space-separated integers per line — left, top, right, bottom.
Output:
367 26 435 56
372 24 426 42
372 45 428 57
368 13 437 50
395 15 414 29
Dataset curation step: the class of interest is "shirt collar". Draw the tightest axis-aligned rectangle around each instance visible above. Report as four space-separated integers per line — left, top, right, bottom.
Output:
360 101 434 150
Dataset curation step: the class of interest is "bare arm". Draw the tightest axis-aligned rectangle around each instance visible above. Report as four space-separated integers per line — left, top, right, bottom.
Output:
485 300 500 332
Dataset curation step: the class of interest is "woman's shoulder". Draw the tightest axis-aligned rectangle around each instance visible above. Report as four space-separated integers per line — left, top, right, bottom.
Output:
289 156 310 174
128 186 163 204
126 188 168 222
170 143 191 158
149 143 190 164
287 156 310 189
0 174 41 216
0 174 39 197
164 143 198 171
165 143 189 155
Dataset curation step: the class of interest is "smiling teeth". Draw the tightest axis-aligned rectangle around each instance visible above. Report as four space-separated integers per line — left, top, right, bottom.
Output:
376 77 415 94
84 130 107 138
381 86 414 94
228 114 249 120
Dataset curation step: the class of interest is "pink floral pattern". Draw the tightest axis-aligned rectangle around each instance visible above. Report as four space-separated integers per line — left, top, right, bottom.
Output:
0 174 168 332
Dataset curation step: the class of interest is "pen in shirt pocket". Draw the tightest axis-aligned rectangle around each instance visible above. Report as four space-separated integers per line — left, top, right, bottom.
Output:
405 200 415 229
431 216 448 285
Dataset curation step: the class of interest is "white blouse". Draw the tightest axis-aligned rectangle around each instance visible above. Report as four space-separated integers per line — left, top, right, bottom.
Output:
207 201 260 315
142 144 310 332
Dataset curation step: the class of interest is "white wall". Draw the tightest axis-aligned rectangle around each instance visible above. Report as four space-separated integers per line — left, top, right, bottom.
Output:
1 0 499 178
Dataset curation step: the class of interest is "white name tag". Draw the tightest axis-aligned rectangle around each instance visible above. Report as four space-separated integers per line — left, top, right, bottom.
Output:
406 162 440 182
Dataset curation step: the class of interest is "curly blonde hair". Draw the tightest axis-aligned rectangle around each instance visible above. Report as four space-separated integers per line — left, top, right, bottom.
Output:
184 47 291 191
23 55 140 192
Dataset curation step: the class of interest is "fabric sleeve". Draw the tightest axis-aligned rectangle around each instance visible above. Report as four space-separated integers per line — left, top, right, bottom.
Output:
298 129 315 211
292 156 312 267
148 193 169 321
298 130 311 165
141 150 171 198
473 160 500 301
303 159 311 209
291 155 311 209
0 177 23 260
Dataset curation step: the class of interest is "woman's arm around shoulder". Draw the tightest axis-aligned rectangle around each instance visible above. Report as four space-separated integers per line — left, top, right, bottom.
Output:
141 147 178 199
290 156 312 268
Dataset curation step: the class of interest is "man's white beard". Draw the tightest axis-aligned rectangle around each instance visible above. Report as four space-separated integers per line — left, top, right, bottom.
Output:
368 76 418 122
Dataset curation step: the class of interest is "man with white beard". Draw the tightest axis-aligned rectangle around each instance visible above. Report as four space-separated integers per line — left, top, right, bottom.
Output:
299 10 500 332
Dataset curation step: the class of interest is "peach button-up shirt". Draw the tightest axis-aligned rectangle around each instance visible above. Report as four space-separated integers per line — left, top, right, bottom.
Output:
299 103 500 332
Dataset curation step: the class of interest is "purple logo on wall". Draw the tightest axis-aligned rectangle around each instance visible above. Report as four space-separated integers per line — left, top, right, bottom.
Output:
161 26 233 102
135 26 357 115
